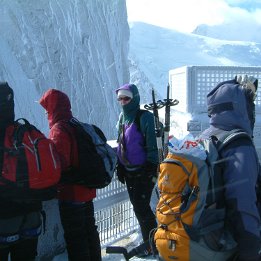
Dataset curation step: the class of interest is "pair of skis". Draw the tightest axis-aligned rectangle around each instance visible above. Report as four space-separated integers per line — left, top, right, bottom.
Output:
106 84 178 260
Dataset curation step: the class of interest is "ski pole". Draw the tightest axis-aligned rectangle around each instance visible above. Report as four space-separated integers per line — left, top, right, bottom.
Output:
162 83 179 158
144 89 164 200
144 88 164 162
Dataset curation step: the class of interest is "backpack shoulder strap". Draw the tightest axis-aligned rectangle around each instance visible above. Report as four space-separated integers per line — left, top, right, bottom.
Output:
0 126 7 176
54 120 76 165
13 118 38 146
134 109 148 133
55 120 74 138
118 109 148 136
214 129 252 152
92 124 107 142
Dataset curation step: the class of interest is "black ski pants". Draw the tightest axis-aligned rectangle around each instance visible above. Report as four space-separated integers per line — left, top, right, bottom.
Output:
0 211 41 261
0 238 38 261
125 173 157 242
59 200 101 261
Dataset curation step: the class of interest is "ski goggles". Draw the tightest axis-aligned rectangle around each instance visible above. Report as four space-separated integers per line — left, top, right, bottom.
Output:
117 96 132 102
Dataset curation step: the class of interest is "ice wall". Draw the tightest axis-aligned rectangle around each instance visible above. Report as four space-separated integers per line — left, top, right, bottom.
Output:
0 0 129 139
0 0 130 259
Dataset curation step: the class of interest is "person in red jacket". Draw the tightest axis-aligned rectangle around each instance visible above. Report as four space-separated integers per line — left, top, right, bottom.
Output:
39 89 101 261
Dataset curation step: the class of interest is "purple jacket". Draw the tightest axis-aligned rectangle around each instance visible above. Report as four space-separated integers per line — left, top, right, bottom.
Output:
117 121 146 167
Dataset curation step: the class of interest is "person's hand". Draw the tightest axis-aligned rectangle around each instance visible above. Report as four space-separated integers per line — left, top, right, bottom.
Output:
143 161 158 174
116 162 125 184
142 161 158 183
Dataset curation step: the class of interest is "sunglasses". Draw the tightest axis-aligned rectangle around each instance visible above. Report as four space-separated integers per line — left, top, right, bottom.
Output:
117 96 131 102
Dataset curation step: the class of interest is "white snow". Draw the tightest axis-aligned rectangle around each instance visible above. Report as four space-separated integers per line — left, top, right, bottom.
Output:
129 22 261 98
53 232 156 261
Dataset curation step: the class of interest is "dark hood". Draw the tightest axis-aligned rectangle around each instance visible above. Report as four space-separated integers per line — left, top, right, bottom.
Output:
39 89 72 128
0 82 14 127
115 84 140 123
207 79 255 136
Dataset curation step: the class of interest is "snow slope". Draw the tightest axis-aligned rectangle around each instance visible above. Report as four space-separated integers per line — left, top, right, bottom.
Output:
129 22 261 97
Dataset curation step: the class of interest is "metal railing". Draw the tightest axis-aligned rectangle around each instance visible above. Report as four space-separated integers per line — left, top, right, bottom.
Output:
94 176 139 246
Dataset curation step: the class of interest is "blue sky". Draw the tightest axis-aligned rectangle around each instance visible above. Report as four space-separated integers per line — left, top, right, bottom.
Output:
226 0 261 10
126 0 261 33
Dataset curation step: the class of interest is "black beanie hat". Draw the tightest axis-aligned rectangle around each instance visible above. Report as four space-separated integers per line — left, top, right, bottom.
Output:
0 82 15 125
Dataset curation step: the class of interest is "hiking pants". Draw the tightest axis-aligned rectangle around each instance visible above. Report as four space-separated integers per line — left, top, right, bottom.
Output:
0 238 38 261
0 211 41 261
59 200 102 261
125 173 157 242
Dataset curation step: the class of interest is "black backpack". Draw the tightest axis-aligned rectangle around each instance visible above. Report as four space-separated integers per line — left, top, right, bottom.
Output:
60 118 117 189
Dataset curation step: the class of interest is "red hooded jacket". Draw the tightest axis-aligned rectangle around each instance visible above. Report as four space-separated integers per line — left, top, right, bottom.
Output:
39 89 96 202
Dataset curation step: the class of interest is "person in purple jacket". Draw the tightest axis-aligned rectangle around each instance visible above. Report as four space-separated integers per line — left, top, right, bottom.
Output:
200 75 261 261
115 83 159 257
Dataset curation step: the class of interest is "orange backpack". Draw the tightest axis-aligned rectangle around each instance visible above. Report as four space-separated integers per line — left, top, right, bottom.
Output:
154 130 252 261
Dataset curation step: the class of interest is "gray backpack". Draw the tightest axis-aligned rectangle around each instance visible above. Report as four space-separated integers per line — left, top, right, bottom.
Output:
60 118 117 188
154 129 253 261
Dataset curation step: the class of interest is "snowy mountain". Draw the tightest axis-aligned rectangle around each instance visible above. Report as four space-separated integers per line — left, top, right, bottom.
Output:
129 22 261 98
193 22 261 43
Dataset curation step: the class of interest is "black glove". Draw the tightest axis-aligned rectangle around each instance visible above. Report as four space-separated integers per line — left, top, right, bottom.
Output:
143 161 158 174
116 162 126 184
226 252 239 261
142 161 158 183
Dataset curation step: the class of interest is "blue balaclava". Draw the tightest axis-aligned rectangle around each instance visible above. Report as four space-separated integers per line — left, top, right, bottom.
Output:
207 76 258 136
116 84 140 123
